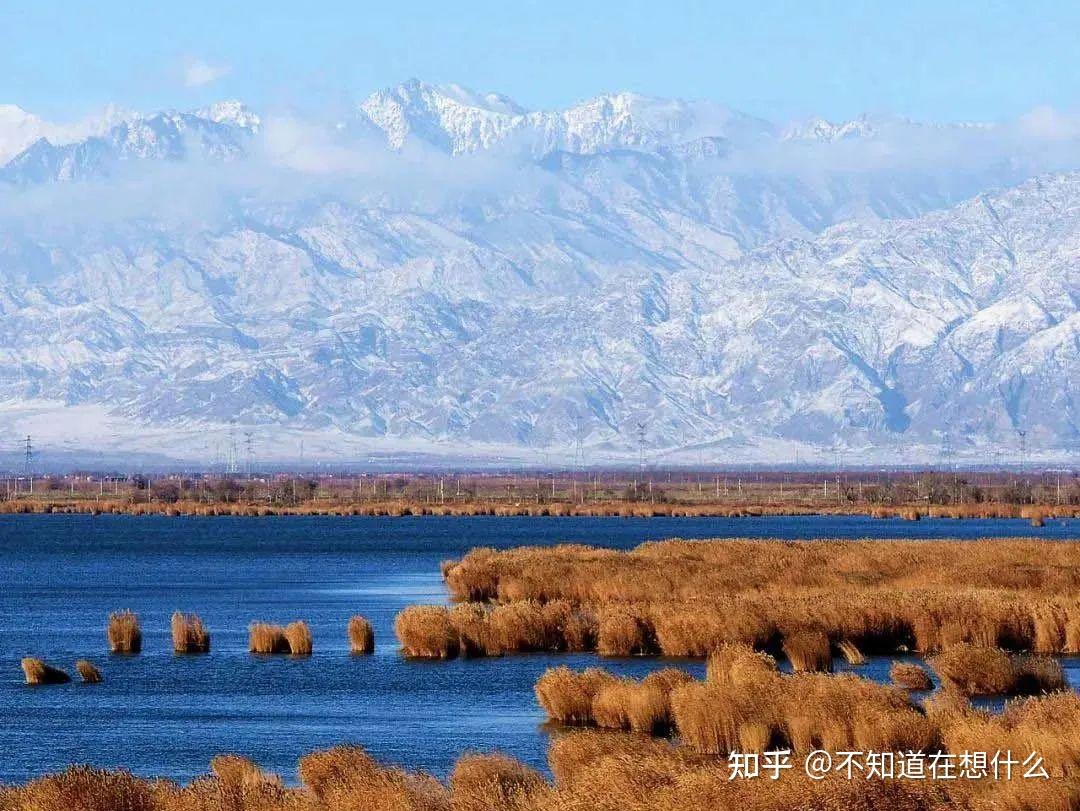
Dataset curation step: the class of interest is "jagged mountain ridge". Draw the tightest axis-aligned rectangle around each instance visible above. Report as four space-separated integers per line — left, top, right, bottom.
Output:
0 82 1075 463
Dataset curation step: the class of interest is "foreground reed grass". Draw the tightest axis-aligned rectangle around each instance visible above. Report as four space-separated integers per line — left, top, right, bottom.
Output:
4 704 1079 811
20 658 70 685
249 621 312 655
429 539 1080 662
171 612 210 653
536 656 1080 783
107 610 142 654
75 660 102 684
348 615 375 654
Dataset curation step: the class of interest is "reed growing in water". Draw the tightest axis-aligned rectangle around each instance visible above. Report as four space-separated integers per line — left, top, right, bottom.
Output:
171 612 211 653
75 660 102 684
285 621 313 656
107 610 142 654
781 629 833 672
425 539 1080 661
249 623 292 655
929 644 1066 695
348 615 375 654
890 661 933 691
534 666 616 725
395 605 460 659
21 658 70 685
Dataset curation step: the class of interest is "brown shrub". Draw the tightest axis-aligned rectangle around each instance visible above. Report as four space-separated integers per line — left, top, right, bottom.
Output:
348 615 375 654
171 612 210 654
396 605 459 659
75 660 102 684
107 610 142 654
890 661 933 691
21 658 71 685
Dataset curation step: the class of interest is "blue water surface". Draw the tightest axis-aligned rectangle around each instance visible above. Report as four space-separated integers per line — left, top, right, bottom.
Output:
0 513 1075 783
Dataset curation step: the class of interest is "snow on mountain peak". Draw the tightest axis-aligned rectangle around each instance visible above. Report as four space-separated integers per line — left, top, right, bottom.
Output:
355 81 773 156
195 100 261 132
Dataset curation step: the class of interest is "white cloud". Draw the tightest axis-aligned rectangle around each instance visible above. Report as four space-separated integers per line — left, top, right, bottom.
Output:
184 58 231 88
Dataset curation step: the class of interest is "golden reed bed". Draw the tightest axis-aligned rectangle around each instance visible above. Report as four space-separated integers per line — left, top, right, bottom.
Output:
405 539 1080 661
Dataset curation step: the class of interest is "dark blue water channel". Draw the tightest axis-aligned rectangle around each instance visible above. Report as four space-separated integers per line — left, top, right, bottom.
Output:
0 513 1076 784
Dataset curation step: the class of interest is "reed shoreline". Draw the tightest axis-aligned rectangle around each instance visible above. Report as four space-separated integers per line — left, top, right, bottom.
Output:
0 496 1074 520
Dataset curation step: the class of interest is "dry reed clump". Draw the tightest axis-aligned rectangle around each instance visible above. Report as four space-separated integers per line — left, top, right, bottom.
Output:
535 666 617 725
284 621 313 656
75 659 102 684
21 658 71 685
836 638 866 665
930 644 1065 695
706 643 779 686
781 629 832 672
933 691 1080 779
107 610 142 654
209 754 283 791
448 753 551 811
298 744 449 810
395 605 460 659
348 615 375 654
567 664 939 757
670 678 782 754
248 622 291 655
171 612 210 654
596 606 655 656
890 661 933 691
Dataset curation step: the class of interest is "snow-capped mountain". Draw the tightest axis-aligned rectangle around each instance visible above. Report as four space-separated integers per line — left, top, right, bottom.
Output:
0 103 134 165
0 105 258 184
0 83 1075 465
357 79 772 156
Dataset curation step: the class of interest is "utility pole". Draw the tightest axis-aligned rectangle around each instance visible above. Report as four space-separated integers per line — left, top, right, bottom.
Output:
23 436 32 495
244 432 254 478
636 422 647 474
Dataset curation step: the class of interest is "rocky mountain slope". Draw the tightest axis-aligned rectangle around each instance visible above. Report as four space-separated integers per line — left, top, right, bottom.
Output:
0 82 1074 465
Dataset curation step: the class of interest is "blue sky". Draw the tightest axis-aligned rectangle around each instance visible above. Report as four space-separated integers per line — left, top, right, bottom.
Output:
2 0 1076 122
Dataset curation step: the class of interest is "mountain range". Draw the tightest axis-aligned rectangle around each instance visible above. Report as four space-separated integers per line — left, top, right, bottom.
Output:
0 80 1075 467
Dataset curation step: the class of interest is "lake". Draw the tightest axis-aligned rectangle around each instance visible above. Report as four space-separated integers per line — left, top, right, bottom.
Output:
0 513 1076 784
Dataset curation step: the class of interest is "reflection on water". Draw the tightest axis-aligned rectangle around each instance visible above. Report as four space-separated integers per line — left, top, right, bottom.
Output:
0 514 1075 783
